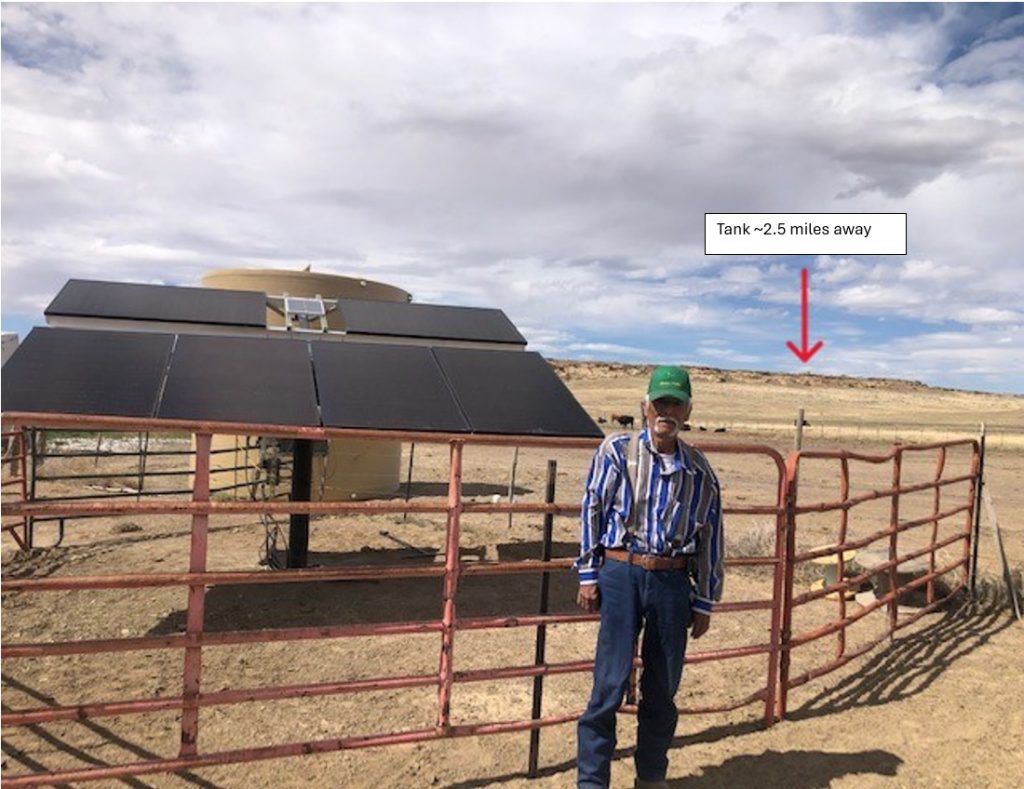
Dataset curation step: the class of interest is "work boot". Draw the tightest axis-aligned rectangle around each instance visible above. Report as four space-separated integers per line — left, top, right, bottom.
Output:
634 779 669 789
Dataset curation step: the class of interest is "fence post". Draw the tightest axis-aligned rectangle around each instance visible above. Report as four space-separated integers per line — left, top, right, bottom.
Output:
927 447 947 605
437 440 464 732
180 432 211 756
402 442 416 521
764 456 788 727
969 424 986 596
507 446 520 529
887 449 903 635
777 452 800 721
527 459 557 777
836 457 851 659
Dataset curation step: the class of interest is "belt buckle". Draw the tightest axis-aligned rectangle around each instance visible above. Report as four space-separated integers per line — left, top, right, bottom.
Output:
641 554 657 571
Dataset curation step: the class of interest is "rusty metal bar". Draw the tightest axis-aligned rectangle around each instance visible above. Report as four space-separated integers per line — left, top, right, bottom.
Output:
437 440 463 731
791 531 966 607
785 578 966 692
887 449 903 634
2 673 441 727
777 451 799 720
791 503 971 564
969 425 985 594
2 620 444 659
965 438 982 590
927 447 947 604
2 495 785 521
797 439 976 461
792 472 974 515
835 457 851 659
0 411 602 449
763 447 789 726
179 432 211 756
788 556 965 648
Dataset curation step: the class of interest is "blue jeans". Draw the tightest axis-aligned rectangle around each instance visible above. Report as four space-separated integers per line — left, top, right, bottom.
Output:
577 559 691 788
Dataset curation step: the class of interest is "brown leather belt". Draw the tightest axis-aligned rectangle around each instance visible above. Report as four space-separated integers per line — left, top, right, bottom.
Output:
604 548 688 571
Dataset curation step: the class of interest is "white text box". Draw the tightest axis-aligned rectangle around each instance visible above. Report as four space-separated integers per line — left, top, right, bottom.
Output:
705 213 907 255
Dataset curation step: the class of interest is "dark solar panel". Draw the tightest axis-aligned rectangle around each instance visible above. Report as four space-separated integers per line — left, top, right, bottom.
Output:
45 279 267 328
433 348 603 437
337 299 526 345
0 327 173 418
158 335 319 426
313 342 470 432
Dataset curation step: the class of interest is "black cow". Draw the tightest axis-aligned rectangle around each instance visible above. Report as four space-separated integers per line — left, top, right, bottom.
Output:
613 414 635 429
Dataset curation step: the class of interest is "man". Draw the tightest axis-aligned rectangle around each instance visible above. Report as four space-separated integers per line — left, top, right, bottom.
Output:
576 365 724 789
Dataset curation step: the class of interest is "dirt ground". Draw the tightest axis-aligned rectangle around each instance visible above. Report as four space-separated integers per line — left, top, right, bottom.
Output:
2 362 1022 788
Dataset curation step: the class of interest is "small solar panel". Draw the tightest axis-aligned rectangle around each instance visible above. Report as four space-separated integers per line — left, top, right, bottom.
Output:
45 279 267 328
337 299 526 345
284 296 326 317
0 327 174 418
313 342 470 432
433 348 603 437
158 335 319 426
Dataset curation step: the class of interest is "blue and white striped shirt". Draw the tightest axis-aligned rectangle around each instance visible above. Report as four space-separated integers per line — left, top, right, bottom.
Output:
577 429 724 615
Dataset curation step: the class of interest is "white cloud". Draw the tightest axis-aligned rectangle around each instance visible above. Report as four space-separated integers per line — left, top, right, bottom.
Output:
1 3 1022 392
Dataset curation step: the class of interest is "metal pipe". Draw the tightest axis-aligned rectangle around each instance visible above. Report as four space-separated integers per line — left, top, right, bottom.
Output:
179 432 211 756
793 473 974 515
927 447 947 604
437 440 463 731
887 449 903 634
527 459 556 777
968 427 984 594
835 457 850 659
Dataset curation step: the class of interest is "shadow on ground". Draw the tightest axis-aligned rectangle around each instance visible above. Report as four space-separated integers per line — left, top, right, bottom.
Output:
789 583 1015 719
147 540 582 635
445 586 1013 789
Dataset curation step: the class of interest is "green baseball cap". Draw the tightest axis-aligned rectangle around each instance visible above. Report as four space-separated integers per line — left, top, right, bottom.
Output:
647 365 692 402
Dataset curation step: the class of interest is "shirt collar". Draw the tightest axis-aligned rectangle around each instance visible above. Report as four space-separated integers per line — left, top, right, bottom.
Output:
639 427 693 473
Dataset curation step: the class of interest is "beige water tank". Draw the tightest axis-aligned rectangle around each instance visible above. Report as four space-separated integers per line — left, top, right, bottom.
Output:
200 268 411 501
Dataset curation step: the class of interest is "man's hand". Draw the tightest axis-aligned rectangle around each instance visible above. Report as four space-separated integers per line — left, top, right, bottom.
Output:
690 611 710 639
577 584 600 613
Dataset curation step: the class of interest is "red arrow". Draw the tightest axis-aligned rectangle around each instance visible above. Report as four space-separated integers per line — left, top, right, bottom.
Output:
786 268 824 363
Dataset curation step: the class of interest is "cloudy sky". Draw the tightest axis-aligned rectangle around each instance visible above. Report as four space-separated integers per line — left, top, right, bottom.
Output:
2 3 1022 393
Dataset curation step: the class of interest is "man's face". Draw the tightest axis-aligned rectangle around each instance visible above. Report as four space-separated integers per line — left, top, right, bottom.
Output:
644 396 692 441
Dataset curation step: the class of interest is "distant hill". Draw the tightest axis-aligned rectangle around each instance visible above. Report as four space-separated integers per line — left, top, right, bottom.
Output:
547 359 1017 398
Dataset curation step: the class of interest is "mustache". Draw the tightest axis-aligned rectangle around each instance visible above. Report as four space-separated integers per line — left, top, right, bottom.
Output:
655 416 680 428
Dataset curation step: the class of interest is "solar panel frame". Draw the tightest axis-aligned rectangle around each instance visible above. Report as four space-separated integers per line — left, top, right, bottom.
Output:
337 298 526 345
0 327 175 418
432 348 603 437
44 279 268 328
313 342 471 432
157 335 320 426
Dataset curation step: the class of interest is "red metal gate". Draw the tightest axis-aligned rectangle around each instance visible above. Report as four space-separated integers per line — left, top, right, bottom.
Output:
0 413 979 786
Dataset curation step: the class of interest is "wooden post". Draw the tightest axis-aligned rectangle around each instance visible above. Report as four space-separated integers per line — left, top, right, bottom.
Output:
983 488 1022 621
507 446 519 529
527 459 557 777
794 408 805 452
403 442 416 522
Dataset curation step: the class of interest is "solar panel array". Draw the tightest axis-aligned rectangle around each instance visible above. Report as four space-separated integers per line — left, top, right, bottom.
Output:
43 279 526 346
45 279 267 327
1 327 602 438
